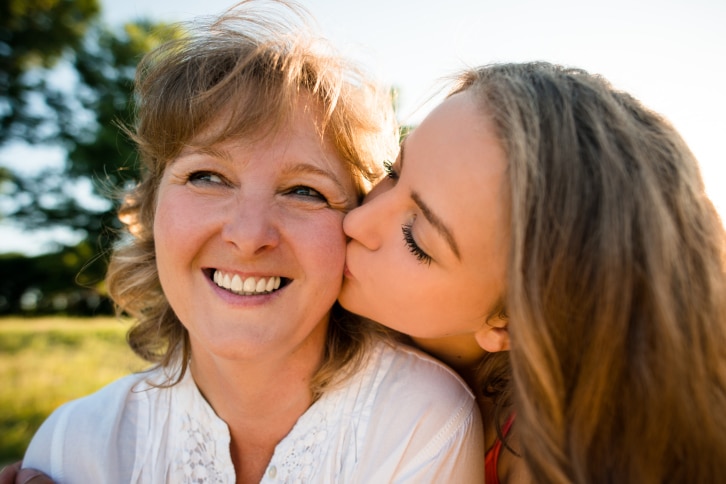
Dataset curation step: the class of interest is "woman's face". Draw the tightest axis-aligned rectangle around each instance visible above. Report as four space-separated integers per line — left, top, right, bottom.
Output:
339 91 510 354
154 98 357 362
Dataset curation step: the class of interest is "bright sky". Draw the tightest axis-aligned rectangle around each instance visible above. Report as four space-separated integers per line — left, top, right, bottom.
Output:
1 0 724 253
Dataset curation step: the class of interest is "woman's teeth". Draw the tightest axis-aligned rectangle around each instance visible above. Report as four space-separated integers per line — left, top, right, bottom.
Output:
213 270 281 295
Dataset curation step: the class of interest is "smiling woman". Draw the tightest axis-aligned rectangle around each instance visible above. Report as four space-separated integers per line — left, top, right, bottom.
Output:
12 1 484 482
153 97 358 363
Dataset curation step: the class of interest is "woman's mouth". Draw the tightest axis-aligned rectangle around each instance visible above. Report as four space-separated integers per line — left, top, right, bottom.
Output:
211 269 288 295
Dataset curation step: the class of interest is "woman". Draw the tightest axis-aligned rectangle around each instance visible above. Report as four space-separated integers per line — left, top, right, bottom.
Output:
339 62 726 482
12 2 484 482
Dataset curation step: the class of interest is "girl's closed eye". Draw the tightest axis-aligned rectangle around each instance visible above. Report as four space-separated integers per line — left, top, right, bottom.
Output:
402 222 432 265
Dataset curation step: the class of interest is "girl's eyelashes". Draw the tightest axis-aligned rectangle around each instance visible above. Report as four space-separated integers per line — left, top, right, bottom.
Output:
401 222 432 265
383 160 399 180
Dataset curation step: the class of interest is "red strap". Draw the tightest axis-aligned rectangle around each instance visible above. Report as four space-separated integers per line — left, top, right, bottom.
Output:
484 413 516 484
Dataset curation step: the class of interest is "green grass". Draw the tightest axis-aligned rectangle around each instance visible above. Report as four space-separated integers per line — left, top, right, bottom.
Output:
0 317 149 465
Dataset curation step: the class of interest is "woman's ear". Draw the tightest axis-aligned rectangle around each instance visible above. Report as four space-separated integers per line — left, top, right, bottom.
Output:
474 319 510 352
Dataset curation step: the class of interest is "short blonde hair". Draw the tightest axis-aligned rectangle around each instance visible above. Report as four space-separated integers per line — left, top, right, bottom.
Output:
107 0 398 395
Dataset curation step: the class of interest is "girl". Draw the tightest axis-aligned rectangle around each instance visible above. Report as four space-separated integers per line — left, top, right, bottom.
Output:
340 61 726 483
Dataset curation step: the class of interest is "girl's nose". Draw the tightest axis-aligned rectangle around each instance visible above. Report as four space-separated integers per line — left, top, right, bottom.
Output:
343 187 393 251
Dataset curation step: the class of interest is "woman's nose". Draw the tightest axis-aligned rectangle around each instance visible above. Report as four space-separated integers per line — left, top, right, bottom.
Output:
221 199 281 256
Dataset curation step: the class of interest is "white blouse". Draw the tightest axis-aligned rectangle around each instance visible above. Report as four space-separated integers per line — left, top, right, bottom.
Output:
23 340 484 483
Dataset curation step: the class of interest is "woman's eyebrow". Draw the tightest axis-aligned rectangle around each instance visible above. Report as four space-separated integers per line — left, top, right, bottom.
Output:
410 190 461 260
284 162 347 192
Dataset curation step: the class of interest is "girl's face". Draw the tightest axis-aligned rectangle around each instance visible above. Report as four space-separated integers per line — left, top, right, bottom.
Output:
154 99 357 363
339 91 510 357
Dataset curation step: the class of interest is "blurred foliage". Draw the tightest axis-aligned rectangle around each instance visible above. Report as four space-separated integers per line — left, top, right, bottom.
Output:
0 316 148 463
1 0 101 144
0 1 178 314
0 243 111 315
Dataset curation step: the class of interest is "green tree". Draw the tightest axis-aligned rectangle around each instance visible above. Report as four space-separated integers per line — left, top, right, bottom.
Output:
7 20 177 245
1 1 177 314
1 0 101 144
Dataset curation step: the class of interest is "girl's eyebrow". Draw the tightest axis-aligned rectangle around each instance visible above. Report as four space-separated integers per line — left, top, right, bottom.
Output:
410 190 461 260
401 138 461 260
400 138 461 259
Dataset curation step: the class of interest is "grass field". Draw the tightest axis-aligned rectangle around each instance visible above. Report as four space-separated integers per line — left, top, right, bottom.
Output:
0 316 149 465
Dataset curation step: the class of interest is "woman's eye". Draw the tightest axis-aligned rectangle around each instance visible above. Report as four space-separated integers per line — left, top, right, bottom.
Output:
288 186 327 202
188 171 224 185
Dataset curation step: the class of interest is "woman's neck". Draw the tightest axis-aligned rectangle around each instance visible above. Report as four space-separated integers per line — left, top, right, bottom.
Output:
188 330 327 483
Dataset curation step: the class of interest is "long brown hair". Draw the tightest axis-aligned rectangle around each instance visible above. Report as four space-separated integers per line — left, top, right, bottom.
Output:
456 62 726 482
106 0 398 396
